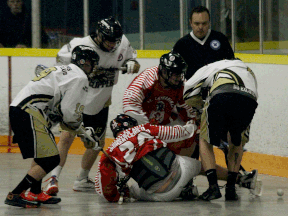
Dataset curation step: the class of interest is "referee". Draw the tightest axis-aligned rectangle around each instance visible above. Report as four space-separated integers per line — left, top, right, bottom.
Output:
173 6 234 80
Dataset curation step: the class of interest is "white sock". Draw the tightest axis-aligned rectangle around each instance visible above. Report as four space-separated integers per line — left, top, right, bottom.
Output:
77 168 90 181
51 166 63 180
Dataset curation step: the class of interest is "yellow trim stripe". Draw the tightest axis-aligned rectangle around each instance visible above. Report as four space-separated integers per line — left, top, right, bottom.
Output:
0 48 59 57
235 40 288 51
1 48 288 65
235 53 288 65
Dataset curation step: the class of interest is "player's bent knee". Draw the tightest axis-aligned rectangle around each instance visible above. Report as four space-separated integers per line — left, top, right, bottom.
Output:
34 155 60 174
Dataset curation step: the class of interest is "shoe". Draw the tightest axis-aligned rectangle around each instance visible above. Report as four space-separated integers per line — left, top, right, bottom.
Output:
25 191 61 204
250 180 263 196
180 185 199 200
199 184 222 201
239 169 258 189
225 186 239 201
4 192 40 208
73 177 95 192
44 175 59 196
180 179 199 200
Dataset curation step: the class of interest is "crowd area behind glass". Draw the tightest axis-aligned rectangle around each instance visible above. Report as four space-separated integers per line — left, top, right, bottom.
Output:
0 0 287 54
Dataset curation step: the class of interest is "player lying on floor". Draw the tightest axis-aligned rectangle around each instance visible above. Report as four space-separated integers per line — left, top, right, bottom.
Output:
95 114 201 202
94 114 261 203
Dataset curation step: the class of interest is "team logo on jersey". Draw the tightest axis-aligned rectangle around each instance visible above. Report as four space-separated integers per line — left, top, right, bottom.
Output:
210 40 221 50
118 54 123 61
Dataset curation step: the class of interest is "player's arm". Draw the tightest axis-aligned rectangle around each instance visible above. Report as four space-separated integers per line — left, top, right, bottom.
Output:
123 71 152 125
183 79 206 112
121 38 140 74
59 75 88 131
95 154 122 202
150 120 198 145
176 88 197 122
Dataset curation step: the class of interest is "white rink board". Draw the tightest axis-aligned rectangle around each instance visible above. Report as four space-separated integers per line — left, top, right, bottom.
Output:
1 56 288 157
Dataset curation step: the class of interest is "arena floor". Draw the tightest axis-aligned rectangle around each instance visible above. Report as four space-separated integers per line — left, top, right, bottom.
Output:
1 153 287 216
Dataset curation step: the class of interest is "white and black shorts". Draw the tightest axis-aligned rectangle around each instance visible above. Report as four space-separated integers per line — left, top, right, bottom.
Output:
82 107 109 147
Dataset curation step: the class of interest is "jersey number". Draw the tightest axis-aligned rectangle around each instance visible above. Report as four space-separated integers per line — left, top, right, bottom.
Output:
119 132 154 164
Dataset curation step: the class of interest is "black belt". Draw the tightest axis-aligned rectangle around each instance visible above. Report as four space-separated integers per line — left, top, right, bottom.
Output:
209 84 257 101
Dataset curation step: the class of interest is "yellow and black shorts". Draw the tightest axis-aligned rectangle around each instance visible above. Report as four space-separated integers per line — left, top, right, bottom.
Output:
9 106 59 159
200 93 258 147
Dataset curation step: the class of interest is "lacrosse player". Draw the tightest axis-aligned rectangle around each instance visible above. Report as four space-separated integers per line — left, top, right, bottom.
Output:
5 45 99 208
184 58 258 201
42 17 140 196
95 114 201 202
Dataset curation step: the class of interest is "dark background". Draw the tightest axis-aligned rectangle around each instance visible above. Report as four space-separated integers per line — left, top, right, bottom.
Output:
0 0 276 42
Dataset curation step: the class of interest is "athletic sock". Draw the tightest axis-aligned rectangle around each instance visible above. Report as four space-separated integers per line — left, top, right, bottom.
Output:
30 179 42 194
236 172 243 185
77 168 90 181
51 165 63 180
12 174 38 194
205 169 218 186
227 171 238 187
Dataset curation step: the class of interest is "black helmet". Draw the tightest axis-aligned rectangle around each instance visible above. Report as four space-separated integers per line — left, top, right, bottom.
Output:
110 114 138 138
159 51 187 88
91 17 123 52
71 45 100 75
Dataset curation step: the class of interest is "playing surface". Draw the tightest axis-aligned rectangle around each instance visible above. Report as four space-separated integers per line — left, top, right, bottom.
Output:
1 153 287 216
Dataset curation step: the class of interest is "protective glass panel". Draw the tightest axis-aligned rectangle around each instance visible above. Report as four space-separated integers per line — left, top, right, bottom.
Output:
143 0 180 50
41 0 83 48
221 0 260 54
263 0 288 54
121 0 140 50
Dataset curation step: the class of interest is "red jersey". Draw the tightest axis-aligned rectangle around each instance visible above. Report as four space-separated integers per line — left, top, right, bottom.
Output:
95 122 197 202
123 66 195 125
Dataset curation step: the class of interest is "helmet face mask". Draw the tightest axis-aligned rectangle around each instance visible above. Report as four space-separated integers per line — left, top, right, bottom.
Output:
159 52 187 89
92 17 123 52
110 114 138 138
71 45 100 76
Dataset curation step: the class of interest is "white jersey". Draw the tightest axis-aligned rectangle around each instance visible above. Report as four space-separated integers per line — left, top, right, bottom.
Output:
184 59 258 109
56 35 136 115
11 64 89 130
